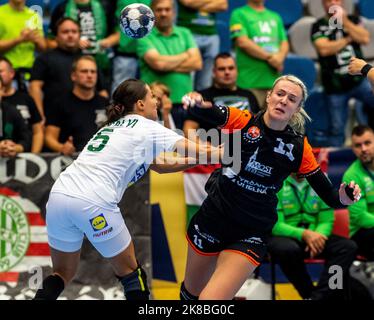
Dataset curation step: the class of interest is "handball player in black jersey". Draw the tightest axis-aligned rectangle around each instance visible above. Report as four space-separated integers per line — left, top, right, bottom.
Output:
179 75 362 300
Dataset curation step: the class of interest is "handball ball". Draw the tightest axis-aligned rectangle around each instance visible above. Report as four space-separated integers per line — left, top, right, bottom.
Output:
119 3 155 39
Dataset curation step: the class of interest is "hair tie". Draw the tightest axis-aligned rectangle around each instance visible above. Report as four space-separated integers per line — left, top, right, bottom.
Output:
113 104 124 113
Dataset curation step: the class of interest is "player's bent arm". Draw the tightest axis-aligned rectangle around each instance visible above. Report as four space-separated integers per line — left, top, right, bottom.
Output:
150 153 198 173
173 138 223 165
313 37 351 57
143 49 189 72
29 80 45 119
174 48 202 73
306 170 359 207
45 125 63 153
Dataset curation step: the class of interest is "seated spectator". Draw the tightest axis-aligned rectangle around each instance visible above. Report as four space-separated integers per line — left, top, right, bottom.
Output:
0 57 43 153
343 125 374 260
112 0 151 93
268 174 358 300
230 0 289 107
185 52 259 139
48 0 120 91
311 0 373 147
177 0 228 91
137 0 202 130
29 18 108 121
0 0 46 91
44 55 109 155
0 75 31 157
150 81 174 129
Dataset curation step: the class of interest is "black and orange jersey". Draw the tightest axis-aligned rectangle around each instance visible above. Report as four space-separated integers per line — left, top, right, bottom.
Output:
201 106 321 236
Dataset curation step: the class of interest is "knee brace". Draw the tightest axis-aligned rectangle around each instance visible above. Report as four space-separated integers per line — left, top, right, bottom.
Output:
180 281 198 300
117 265 150 300
33 274 65 300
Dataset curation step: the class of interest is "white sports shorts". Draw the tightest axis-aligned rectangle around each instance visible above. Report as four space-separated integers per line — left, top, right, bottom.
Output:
46 192 131 258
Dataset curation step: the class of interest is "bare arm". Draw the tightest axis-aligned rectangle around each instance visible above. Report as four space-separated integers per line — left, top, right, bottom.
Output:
31 122 44 153
348 57 374 88
143 49 189 72
268 40 289 72
99 31 120 49
343 17 370 45
45 125 63 152
150 153 198 173
179 0 227 12
235 36 272 61
183 119 201 143
174 48 203 73
0 37 23 53
313 37 352 57
29 80 45 120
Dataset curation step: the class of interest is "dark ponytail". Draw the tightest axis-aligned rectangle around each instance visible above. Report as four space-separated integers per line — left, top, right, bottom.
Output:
105 78 148 125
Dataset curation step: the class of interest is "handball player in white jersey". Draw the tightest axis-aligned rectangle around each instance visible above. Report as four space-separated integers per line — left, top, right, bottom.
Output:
33 79 221 300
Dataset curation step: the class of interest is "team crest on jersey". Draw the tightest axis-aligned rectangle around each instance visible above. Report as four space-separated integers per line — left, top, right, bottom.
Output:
244 126 262 143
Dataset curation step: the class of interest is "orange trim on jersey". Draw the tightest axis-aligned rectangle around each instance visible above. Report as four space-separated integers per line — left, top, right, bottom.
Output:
223 249 260 266
298 137 320 175
186 234 220 256
247 248 260 259
220 108 252 131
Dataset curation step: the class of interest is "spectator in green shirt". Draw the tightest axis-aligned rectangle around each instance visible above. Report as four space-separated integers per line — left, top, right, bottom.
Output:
137 0 202 129
177 0 228 91
268 174 357 300
229 0 289 108
0 0 46 91
343 125 374 260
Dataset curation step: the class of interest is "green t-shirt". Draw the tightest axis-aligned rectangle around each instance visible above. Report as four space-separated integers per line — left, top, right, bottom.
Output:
0 4 43 69
177 1 217 35
116 0 151 54
343 159 374 237
272 176 334 241
137 26 197 103
230 5 287 89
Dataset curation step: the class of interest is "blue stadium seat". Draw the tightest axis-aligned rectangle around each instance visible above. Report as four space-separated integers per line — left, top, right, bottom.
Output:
0 0 8 5
265 0 304 28
283 54 317 92
26 0 47 9
358 0 374 19
304 88 330 147
49 0 64 13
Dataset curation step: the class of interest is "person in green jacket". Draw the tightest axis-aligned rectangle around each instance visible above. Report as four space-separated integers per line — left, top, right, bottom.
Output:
268 174 358 300
343 125 374 260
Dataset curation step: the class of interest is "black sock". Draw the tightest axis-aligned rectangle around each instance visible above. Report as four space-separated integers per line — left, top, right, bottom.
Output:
33 274 65 300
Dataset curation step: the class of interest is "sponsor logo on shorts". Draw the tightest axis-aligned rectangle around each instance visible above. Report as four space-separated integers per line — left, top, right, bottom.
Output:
93 227 113 238
90 214 108 231
0 195 31 272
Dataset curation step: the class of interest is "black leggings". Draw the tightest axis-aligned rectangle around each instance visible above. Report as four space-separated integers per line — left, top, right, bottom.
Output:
352 227 374 260
268 235 358 300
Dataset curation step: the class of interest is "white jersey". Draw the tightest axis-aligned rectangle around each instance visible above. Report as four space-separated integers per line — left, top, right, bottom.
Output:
51 114 183 209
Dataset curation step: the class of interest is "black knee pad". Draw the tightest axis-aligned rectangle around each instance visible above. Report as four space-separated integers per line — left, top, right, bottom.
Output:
33 274 65 300
117 265 150 300
180 281 198 300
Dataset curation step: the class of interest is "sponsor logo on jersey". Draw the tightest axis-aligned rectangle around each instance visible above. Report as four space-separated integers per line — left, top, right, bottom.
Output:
244 147 273 177
241 236 263 245
90 214 108 231
244 126 262 143
0 195 31 272
128 164 147 188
